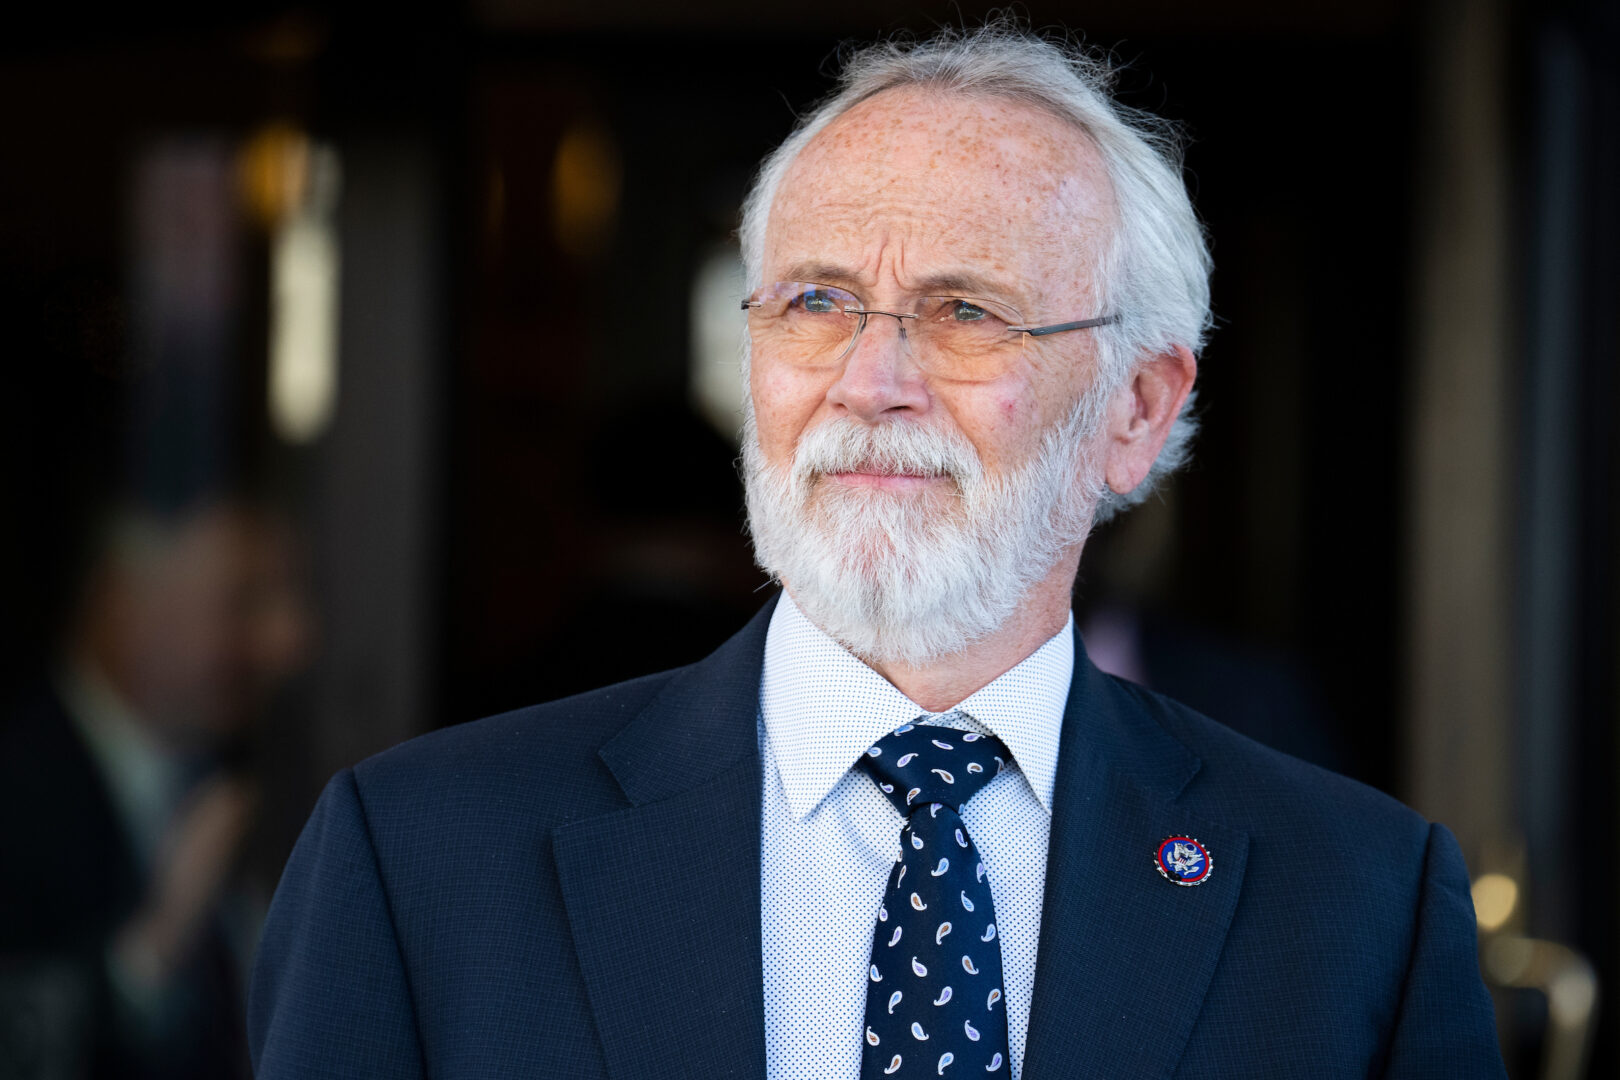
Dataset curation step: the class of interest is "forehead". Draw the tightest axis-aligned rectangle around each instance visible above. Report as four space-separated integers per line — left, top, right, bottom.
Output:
765 87 1114 298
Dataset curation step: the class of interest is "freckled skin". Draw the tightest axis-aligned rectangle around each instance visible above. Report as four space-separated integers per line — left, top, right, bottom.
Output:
752 86 1194 708
754 86 1117 483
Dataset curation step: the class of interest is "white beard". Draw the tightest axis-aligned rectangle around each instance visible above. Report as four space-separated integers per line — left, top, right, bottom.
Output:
742 392 1109 667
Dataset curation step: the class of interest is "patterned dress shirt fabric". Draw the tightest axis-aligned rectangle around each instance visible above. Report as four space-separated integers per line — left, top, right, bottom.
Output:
759 594 1073 1080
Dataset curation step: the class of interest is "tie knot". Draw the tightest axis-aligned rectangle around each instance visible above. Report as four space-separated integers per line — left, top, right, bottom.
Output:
856 724 1009 815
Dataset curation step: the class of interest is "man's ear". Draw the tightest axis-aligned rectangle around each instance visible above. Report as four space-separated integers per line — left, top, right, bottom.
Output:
1101 344 1198 496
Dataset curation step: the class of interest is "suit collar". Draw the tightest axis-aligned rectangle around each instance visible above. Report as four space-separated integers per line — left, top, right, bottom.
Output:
1022 637 1250 1080
553 598 776 1080
594 594 1198 809
1062 639 1203 801
559 601 1248 1080
596 595 778 807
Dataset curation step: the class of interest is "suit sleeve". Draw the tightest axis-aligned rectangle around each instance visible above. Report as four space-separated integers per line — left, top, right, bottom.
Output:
248 769 426 1079
1379 822 1506 1079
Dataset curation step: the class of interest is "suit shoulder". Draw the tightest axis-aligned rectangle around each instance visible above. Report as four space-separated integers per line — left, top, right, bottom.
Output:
1111 674 1430 857
348 667 684 824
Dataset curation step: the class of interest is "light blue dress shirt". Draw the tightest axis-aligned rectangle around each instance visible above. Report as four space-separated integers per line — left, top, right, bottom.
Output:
759 593 1074 1080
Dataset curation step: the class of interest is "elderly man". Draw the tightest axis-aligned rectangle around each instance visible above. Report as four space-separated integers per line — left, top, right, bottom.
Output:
249 24 1504 1080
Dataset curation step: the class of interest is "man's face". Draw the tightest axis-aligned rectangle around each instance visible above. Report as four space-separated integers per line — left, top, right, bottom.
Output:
751 86 1115 490
107 506 312 744
744 87 1119 663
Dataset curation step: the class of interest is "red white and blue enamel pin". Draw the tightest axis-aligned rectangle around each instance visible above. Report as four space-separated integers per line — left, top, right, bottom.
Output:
1154 835 1213 886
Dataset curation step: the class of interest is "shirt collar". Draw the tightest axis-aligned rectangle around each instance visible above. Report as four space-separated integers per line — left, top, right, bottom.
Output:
53 659 190 867
760 592 1073 821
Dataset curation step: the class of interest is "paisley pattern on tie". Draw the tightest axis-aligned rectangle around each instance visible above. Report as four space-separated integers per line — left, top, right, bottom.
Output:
858 725 1011 1076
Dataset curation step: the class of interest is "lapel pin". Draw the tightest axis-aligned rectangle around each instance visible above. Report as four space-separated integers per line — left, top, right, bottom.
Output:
1154 835 1212 886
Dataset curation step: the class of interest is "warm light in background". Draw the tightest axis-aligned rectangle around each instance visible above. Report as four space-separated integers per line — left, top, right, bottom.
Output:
551 121 620 261
239 122 343 445
1471 871 1520 933
237 122 311 230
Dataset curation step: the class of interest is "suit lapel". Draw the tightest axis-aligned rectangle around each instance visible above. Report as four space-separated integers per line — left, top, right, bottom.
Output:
1023 650 1249 1080
553 599 1248 1079
552 600 774 1080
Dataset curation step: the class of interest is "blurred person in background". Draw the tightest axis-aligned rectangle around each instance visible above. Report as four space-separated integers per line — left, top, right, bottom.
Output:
249 21 1503 1079
0 498 311 1079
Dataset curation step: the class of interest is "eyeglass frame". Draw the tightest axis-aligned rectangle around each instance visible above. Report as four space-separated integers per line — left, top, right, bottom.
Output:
740 282 1118 343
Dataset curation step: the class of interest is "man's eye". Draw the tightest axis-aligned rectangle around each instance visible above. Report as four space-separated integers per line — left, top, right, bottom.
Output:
951 300 989 322
800 291 840 314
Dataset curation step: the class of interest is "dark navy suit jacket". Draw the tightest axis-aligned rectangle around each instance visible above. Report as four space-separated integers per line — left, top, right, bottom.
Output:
248 598 1505 1078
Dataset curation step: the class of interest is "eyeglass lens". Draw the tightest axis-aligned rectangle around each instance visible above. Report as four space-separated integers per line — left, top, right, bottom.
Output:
744 281 1027 382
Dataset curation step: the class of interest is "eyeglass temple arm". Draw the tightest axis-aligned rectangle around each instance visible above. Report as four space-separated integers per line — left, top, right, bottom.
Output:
1014 315 1118 337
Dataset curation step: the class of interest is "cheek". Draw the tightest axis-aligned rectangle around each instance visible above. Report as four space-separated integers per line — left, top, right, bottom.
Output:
946 385 1043 473
954 366 1082 472
750 360 830 465
994 395 1047 462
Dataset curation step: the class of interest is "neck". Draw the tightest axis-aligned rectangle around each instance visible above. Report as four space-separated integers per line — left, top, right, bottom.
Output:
799 550 1082 713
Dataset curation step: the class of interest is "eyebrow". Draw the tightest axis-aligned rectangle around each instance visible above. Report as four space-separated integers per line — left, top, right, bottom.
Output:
781 262 1021 303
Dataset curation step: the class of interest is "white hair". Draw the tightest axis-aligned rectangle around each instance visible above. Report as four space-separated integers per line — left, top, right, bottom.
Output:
737 19 1212 522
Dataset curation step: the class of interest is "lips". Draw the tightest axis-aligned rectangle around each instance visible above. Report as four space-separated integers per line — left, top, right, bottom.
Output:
820 467 949 491
833 464 943 479
812 450 954 489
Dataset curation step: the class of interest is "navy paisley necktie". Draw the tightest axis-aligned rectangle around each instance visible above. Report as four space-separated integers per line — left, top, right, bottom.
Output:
857 723 1011 1077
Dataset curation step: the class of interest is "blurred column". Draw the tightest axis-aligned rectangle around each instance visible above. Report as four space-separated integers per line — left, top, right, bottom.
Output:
305 137 442 779
1517 21 1589 947
128 139 242 508
1404 0 1515 862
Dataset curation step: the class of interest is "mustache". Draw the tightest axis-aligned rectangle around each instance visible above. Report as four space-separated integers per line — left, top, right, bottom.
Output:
790 419 984 488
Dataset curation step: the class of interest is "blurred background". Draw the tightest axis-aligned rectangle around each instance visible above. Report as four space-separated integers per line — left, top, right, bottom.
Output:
0 0 1614 1076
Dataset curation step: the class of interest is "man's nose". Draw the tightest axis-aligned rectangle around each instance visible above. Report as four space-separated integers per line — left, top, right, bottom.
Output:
825 313 931 422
